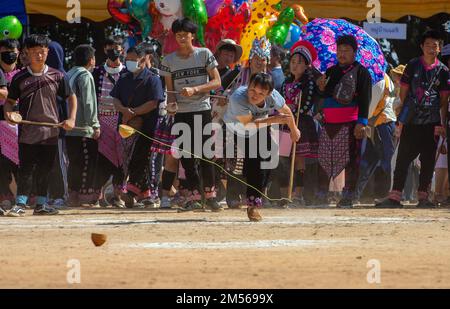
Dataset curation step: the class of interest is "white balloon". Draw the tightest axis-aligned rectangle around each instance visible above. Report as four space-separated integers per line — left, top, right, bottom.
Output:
154 0 183 31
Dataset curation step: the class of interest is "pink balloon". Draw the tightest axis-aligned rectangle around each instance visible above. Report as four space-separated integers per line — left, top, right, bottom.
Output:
205 0 224 17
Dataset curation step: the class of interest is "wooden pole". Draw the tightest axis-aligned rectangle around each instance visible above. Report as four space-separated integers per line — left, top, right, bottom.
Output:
288 92 303 201
18 119 90 131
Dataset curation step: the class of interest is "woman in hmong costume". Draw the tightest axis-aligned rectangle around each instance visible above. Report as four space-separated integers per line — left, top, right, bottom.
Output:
278 41 321 206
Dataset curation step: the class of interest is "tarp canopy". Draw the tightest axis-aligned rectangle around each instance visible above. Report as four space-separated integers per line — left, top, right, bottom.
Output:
0 0 27 24
17 0 450 23
286 0 449 21
25 0 110 22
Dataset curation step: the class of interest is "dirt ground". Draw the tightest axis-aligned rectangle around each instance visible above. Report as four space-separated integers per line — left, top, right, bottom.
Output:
1 204 450 288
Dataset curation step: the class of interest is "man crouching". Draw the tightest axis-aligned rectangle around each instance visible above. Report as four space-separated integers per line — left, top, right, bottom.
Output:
222 72 300 221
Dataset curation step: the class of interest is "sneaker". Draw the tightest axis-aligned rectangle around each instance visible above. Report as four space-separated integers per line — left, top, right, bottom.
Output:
205 198 224 212
285 196 306 208
337 198 353 209
373 198 386 205
83 200 101 208
160 196 172 209
438 197 450 207
33 204 59 216
142 197 161 209
122 193 135 209
132 201 146 209
416 199 437 209
7 204 26 217
111 197 125 208
247 206 262 222
311 197 330 208
49 199 68 210
99 198 112 208
0 206 5 216
274 200 289 209
375 198 403 209
170 195 186 208
293 196 306 207
177 200 204 212
0 200 13 210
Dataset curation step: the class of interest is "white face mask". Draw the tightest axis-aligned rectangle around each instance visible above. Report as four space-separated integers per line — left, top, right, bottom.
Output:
126 60 140 73
104 63 123 75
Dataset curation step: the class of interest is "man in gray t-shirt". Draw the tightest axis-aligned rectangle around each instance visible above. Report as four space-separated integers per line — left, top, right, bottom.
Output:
160 47 218 113
159 18 222 212
222 72 300 222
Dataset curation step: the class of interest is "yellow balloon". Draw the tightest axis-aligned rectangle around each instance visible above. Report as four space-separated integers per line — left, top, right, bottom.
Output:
240 0 279 61
241 20 271 62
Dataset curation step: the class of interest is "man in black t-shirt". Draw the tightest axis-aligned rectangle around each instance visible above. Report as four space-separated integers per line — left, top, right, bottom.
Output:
377 30 450 209
3 35 77 217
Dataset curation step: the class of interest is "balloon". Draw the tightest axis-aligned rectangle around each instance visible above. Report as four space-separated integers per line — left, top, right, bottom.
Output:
228 1 251 42
240 21 271 61
107 0 132 25
267 24 289 46
205 0 224 17
291 4 309 26
0 16 23 40
283 23 301 49
127 0 153 38
154 0 183 31
241 0 280 61
182 0 208 46
205 0 251 52
266 7 294 46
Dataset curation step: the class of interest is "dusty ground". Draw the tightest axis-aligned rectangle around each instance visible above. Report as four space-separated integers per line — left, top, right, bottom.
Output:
1 205 450 288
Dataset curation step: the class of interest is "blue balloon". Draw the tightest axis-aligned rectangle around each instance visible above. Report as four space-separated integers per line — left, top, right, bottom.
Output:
283 23 301 49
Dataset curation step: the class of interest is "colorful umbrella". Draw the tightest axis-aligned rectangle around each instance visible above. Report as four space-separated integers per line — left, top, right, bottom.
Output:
300 18 387 84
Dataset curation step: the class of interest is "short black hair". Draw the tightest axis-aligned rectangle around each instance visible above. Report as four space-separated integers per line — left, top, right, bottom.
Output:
420 29 444 46
172 18 198 35
270 45 286 60
249 72 274 93
0 39 20 50
138 42 157 56
24 34 51 49
74 44 95 67
104 36 123 48
336 35 358 52
127 45 146 58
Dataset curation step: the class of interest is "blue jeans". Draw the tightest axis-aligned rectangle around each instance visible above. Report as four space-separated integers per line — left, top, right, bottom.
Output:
355 122 396 200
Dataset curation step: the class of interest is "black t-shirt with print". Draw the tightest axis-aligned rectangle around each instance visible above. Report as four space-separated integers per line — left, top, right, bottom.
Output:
399 57 450 125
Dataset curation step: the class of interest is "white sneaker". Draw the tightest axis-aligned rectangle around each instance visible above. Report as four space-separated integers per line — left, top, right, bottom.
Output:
7 205 26 217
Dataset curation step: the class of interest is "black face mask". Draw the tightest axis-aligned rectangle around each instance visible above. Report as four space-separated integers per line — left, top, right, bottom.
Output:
1 51 18 65
106 49 121 62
